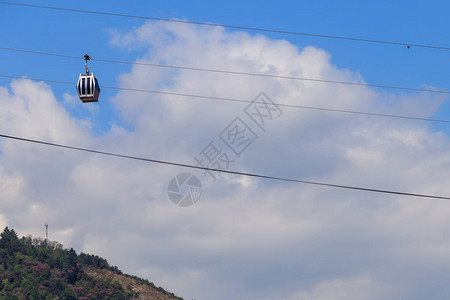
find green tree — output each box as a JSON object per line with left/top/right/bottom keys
{"left": 62, "top": 286, "right": 77, "bottom": 300}
{"left": 4, "top": 293, "right": 19, "bottom": 300}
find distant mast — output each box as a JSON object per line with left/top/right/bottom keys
{"left": 45, "top": 223, "right": 48, "bottom": 240}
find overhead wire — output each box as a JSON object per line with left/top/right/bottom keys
{"left": 0, "top": 46, "right": 449, "bottom": 95}
{"left": 92, "top": 58, "right": 450, "bottom": 95}
{"left": 0, "top": 2, "right": 449, "bottom": 201}
{"left": 0, "top": 133, "right": 449, "bottom": 200}
{"left": 1, "top": 1, "right": 450, "bottom": 51}
{"left": 1, "top": 74, "right": 449, "bottom": 124}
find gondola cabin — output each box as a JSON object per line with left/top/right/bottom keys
{"left": 77, "top": 73, "right": 100, "bottom": 103}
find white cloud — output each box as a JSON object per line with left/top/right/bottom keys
{"left": 287, "top": 277, "right": 381, "bottom": 300}
{"left": 1, "top": 20, "right": 450, "bottom": 300}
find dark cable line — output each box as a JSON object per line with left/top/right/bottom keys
{"left": 93, "top": 58, "right": 450, "bottom": 95}
{"left": 0, "top": 133, "right": 449, "bottom": 200}
{"left": 0, "top": 46, "right": 449, "bottom": 95}
{"left": 1, "top": 74, "right": 449, "bottom": 124}
{"left": 1, "top": 1, "right": 449, "bottom": 51}
{"left": 0, "top": 46, "right": 80, "bottom": 60}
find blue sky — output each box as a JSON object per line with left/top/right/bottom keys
{"left": 1, "top": 0, "right": 449, "bottom": 133}
{"left": 1, "top": 1, "right": 450, "bottom": 300}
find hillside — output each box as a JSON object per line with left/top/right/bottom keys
{"left": 0, "top": 227, "right": 183, "bottom": 300}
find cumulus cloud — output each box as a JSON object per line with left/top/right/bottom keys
{"left": 286, "top": 276, "right": 388, "bottom": 300}
{"left": 1, "top": 20, "right": 450, "bottom": 300}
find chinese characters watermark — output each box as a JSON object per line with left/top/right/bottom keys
{"left": 167, "top": 92, "right": 283, "bottom": 207}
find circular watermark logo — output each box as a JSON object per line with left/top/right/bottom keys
{"left": 167, "top": 173, "right": 202, "bottom": 207}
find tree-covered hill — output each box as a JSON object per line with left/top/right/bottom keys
{"left": 0, "top": 227, "right": 183, "bottom": 300}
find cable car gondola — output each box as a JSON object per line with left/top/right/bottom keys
{"left": 77, "top": 54, "right": 100, "bottom": 103}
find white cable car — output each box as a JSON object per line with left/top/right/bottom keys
{"left": 77, "top": 54, "right": 100, "bottom": 103}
